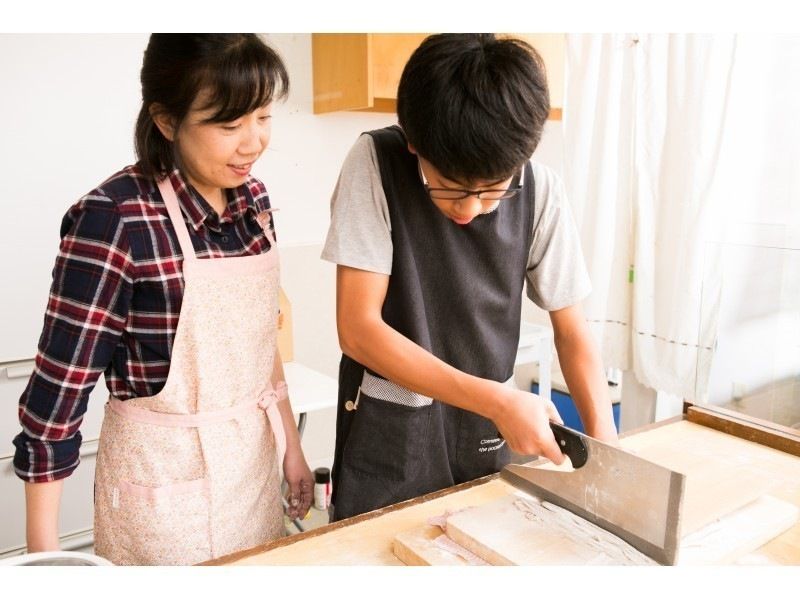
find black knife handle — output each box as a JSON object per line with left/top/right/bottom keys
{"left": 549, "top": 422, "right": 588, "bottom": 468}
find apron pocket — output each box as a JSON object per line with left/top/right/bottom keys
{"left": 118, "top": 478, "right": 210, "bottom": 500}
{"left": 360, "top": 371, "right": 433, "bottom": 408}
{"left": 113, "top": 477, "right": 212, "bottom": 565}
{"left": 342, "top": 393, "right": 432, "bottom": 482}
{"left": 454, "top": 410, "right": 511, "bottom": 482}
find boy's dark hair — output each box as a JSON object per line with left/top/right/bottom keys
{"left": 135, "top": 34, "right": 289, "bottom": 177}
{"left": 397, "top": 34, "right": 549, "bottom": 185}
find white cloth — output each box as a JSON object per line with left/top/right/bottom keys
{"left": 563, "top": 34, "right": 636, "bottom": 370}
{"left": 564, "top": 34, "right": 737, "bottom": 400}
{"left": 702, "top": 35, "right": 800, "bottom": 402}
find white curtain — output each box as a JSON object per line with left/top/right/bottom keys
{"left": 564, "top": 34, "right": 737, "bottom": 400}
{"left": 704, "top": 35, "right": 800, "bottom": 403}
{"left": 563, "top": 35, "right": 636, "bottom": 372}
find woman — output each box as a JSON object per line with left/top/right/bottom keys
{"left": 12, "top": 34, "right": 313, "bottom": 565}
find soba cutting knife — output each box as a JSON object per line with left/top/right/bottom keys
{"left": 501, "top": 422, "right": 686, "bottom": 565}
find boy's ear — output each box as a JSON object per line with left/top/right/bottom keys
{"left": 150, "top": 104, "right": 177, "bottom": 142}
{"left": 407, "top": 142, "right": 417, "bottom": 155}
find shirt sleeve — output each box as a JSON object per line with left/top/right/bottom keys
{"left": 320, "top": 134, "right": 393, "bottom": 275}
{"left": 525, "top": 163, "right": 592, "bottom": 311}
{"left": 13, "top": 194, "right": 134, "bottom": 483}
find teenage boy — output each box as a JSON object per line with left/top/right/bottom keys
{"left": 321, "top": 34, "right": 617, "bottom": 520}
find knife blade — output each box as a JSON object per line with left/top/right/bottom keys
{"left": 501, "top": 424, "right": 685, "bottom": 564}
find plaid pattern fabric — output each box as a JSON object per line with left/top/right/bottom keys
{"left": 13, "top": 164, "right": 275, "bottom": 483}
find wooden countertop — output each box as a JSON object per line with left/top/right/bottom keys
{"left": 207, "top": 418, "right": 800, "bottom": 565}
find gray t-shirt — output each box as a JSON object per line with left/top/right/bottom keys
{"left": 321, "top": 134, "right": 591, "bottom": 311}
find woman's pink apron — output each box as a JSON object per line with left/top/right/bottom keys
{"left": 93, "top": 177, "right": 287, "bottom": 565}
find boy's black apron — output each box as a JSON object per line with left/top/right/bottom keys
{"left": 331, "top": 125, "right": 535, "bottom": 520}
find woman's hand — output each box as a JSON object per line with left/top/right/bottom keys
{"left": 283, "top": 447, "right": 313, "bottom": 520}
{"left": 25, "top": 480, "right": 63, "bottom": 552}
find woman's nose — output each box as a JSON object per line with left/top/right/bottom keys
{"left": 239, "top": 123, "right": 266, "bottom": 155}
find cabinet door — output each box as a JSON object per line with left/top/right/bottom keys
{"left": 312, "top": 33, "right": 373, "bottom": 113}
{"left": 311, "top": 33, "right": 564, "bottom": 119}
{"left": 371, "top": 34, "right": 429, "bottom": 99}
{"left": 312, "top": 33, "right": 430, "bottom": 114}
{"left": 513, "top": 33, "right": 565, "bottom": 118}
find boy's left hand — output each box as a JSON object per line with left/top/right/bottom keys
{"left": 586, "top": 420, "right": 620, "bottom": 446}
{"left": 283, "top": 449, "right": 313, "bottom": 520}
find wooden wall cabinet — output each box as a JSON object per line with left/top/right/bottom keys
{"left": 311, "top": 33, "right": 564, "bottom": 119}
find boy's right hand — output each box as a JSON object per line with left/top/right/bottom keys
{"left": 490, "top": 384, "right": 566, "bottom": 465}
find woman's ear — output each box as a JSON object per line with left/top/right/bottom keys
{"left": 149, "top": 104, "right": 176, "bottom": 142}
{"left": 406, "top": 142, "right": 417, "bottom": 155}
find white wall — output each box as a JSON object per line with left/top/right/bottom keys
{"left": 0, "top": 33, "right": 395, "bottom": 364}
{"left": 0, "top": 34, "right": 147, "bottom": 363}
{"left": 262, "top": 34, "right": 397, "bottom": 248}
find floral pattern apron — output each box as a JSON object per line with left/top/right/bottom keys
{"left": 93, "top": 177, "right": 286, "bottom": 565}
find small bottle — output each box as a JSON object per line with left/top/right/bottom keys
{"left": 313, "top": 467, "right": 331, "bottom": 511}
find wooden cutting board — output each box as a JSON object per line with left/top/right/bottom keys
{"left": 620, "top": 424, "right": 779, "bottom": 535}
{"left": 678, "top": 494, "right": 799, "bottom": 565}
{"left": 393, "top": 523, "right": 490, "bottom": 566}
{"left": 213, "top": 420, "right": 800, "bottom": 565}
{"left": 394, "top": 420, "right": 800, "bottom": 566}
{"left": 393, "top": 493, "right": 798, "bottom": 565}
{"left": 444, "top": 494, "right": 654, "bottom": 565}
{"left": 394, "top": 493, "right": 654, "bottom": 565}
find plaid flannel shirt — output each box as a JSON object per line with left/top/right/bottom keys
{"left": 13, "top": 164, "right": 275, "bottom": 483}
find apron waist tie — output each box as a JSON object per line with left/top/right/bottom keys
{"left": 256, "top": 382, "right": 288, "bottom": 471}
{"left": 108, "top": 381, "right": 289, "bottom": 468}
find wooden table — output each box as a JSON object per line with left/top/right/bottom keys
{"left": 206, "top": 407, "right": 800, "bottom": 565}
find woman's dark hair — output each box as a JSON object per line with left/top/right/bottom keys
{"left": 135, "top": 34, "right": 289, "bottom": 177}
{"left": 397, "top": 34, "right": 549, "bottom": 185}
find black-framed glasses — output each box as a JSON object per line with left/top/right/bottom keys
{"left": 418, "top": 160, "right": 525, "bottom": 201}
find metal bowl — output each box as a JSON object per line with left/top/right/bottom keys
{"left": 0, "top": 550, "right": 113, "bottom": 566}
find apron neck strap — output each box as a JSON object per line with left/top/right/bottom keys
{"left": 157, "top": 176, "right": 197, "bottom": 260}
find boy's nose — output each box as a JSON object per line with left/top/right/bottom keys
{"left": 454, "top": 195, "right": 483, "bottom": 218}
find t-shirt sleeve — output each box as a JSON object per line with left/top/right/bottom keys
{"left": 525, "top": 163, "right": 592, "bottom": 311}
{"left": 320, "top": 134, "right": 393, "bottom": 275}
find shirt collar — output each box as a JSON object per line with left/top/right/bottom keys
{"left": 164, "top": 169, "right": 257, "bottom": 232}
